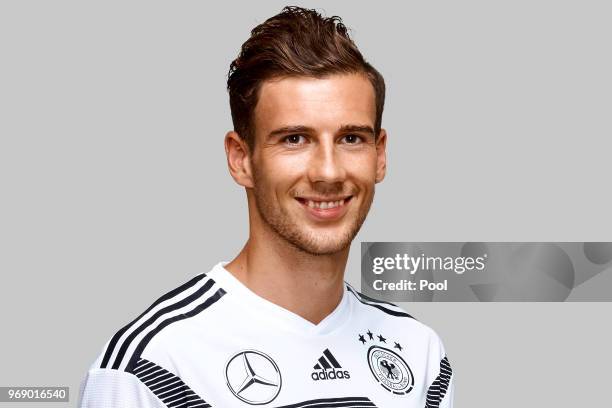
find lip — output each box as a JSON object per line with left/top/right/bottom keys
{"left": 295, "top": 196, "right": 353, "bottom": 221}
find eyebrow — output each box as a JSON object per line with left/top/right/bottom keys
{"left": 338, "top": 124, "right": 375, "bottom": 136}
{"left": 267, "top": 124, "right": 376, "bottom": 139}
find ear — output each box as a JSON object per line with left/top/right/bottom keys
{"left": 225, "top": 131, "right": 254, "bottom": 188}
{"left": 375, "top": 128, "right": 387, "bottom": 183}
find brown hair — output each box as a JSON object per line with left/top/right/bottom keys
{"left": 227, "top": 6, "right": 386, "bottom": 151}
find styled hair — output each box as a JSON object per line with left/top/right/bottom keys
{"left": 227, "top": 6, "right": 385, "bottom": 151}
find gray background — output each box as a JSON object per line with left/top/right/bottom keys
{"left": 0, "top": 0, "right": 610, "bottom": 407}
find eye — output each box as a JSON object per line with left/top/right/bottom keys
{"left": 341, "top": 134, "right": 363, "bottom": 144}
{"left": 282, "top": 134, "right": 307, "bottom": 145}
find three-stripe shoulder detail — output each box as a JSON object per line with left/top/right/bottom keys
{"left": 99, "top": 273, "right": 226, "bottom": 373}
{"left": 346, "top": 283, "right": 415, "bottom": 319}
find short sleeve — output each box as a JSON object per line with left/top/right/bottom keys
{"left": 78, "top": 368, "right": 167, "bottom": 408}
{"left": 425, "top": 331, "right": 454, "bottom": 408}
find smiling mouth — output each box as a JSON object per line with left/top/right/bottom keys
{"left": 295, "top": 196, "right": 353, "bottom": 209}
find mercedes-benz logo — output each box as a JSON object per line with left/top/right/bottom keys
{"left": 225, "top": 349, "right": 282, "bottom": 405}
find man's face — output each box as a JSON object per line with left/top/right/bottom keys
{"left": 248, "top": 73, "right": 386, "bottom": 255}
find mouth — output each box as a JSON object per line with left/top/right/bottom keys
{"left": 295, "top": 196, "right": 353, "bottom": 209}
{"left": 294, "top": 195, "right": 353, "bottom": 220}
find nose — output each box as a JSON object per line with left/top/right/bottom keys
{"left": 307, "top": 138, "right": 346, "bottom": 184}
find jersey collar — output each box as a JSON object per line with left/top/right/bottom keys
{"left": 209, "top": 261, "right": 352, "bottom": 337}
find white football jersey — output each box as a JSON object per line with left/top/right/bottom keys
{"left": 79, "top": 261, "right": 454, "bottom": 407}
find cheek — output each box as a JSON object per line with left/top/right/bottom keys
{"left": 257, "top": 156, "right": 305, "bottom": 194}
{"left": 344, "top": 152, "right": 378, "bottom": 183}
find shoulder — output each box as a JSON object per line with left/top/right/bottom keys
{"left": 92, "top": 270, "right": 228, "bottom": 374}
{"left": 345, "top": 282, "right": 443, "bottom": 342}
{"left": 345, "top": 281, "right": 415, "bottom": 319}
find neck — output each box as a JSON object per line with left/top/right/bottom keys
{"left": 224, "top": 223, "right": 349, "bottom": 325}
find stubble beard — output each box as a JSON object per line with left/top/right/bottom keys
{"left": 251, "top": 176, "right": 374, "bottom": 256}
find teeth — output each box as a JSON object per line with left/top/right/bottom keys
{"left": 305, "top": 199, "right": 346, "bottom": 209}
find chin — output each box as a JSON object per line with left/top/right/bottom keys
{"left": 291, "top": 241, "right": 350, "bottom": 256}
{"left": 284, "top": 228, "right": 356, "bottom": 256}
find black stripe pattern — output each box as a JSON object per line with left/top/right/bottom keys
{"left": 100, "top": 274, "right": 208, "bottom": 369}
{"left": 274, "top": 396, "right": 378, "bottom": 408}
{"left": 425, "top": 356, "right": 452, "bottom": 408}
{"left": 346, "top": 284, "right": 415, "bottom": 319}
{"left": 98, "top": 272, "right": 226, "bottom": 373}
{"left": 124, "top": 286, "right": 226, "bottom": 372}
{"left": 132, "top": 358, "right": 210, "bottom": 408}
{"left": 116, "top": 279, "right": 217, "bottom": 370}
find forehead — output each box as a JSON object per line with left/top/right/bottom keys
{"left": 253, "top": 74, "right": 376, "bottom": 136}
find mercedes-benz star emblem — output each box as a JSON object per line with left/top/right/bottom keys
{"left": 225, "top": 350, "right": 282, "bottom": 405}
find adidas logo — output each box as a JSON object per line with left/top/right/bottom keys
{"left": 311, "top": 348, "right": 350, "bottom": 381}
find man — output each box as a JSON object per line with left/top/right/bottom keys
{"left": 79, "top": 6, "right": 454, "bottom": 407}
